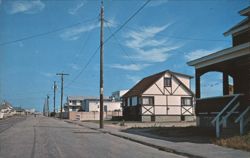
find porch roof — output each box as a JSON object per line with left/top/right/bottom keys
{"left": 187, "top": 42, "right": 250, "bottom": 69}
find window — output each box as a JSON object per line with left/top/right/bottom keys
{"left": 131, "top": 97, "right": 137, "bottom": 106}
{"left": 142, "top": 97, "right": 154, "bottom": 105}
{"left": 127, "top": 98, "right": 130, "bottom": 106}
{"left": 181, "top": 97, "right": 192, "bottom": 106}
{"left": 164, "top": 78, "right": 171, "bottom": 87}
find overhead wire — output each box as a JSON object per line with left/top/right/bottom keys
{"left": 65, "top": 0, "right": 151, "bottom": 88}
{"left": 104, "top": 19, "right": 230, "bottom": 42}
{"left": 0, "top": 17, "right": 98, "bottom": 46}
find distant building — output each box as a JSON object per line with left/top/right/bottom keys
{"left": 65, "top": 96, "right": 116, "bottom": 112}
{"left": 111, "top": 90, "right": 129, "bottom": 101}
{"left": 122, "top": 70, "right": 194, "bottom": 122}
{"left": 83, "top": 98, "right": 122, "bottom": 112}
{"left": 0, "top": 101, "right": 16, "bottom": 118}
{"left": 65, "top": 96, "right": 85, "bottom": 112}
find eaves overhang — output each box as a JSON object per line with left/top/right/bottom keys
{"left": 187, "top": 42, "right": 250, "bottom": 69}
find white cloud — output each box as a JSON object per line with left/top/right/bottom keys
{"left": 41, "top": 72, "right": 54, "bottom": 78}
{"left": 69, "top": 63, "right": 80, "bottom": 70}
{"left": 7, "top": 0, "right": 45, "bottom": 14}
{"left": 185, "top": 48, "right": 221, "bottom": 61}
{"left": 60, "top": 23, "right": 99, "bottom": 40}
{"left": 126, "top": 75, "right": 141, "bottom": 84}
{"left": 124, "top": 24, "right": 181, "bottom": 63}
{"left": 128, "top": 46, "right": 178, "bottom": 62}
{"left": 110, "top": 64, "right": 150, "bottom": 71}
{"left": 68, "top": 1, "right": 86, "bottom": 15}
{"left": 60, "top": 20, "right": 117, "bottom": 41}
{"left": 148, "top": 0, "right": 168, "bottom": 7}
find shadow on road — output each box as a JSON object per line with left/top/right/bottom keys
{"left": 122, "top": 126, "right": 215, "bottom": 144}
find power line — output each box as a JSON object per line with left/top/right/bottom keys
{"left": 65, "top": 0, "right": 151, "bottom": 88}
{"left": 106, "top": 25, "right": 138, "bottom": 66}
{"left": 104, "top": 19, "right": 230, "bottom": 42}
{"left": 64, "top": 27, "right": 94, "bottom": 72}
{"left": 103, "top": 0, "right": 151, "bottom": 44}
{"left": 0, "top": 17, "right": 97, "bottom": 46}
{"left": 65, "top": 46, "right": 100, "bottom": 88}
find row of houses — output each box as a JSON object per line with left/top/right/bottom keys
{"left": 0, "top": 101, "right": 28, "bottom": 119}
{"left": 65, "top": 72, "right": 195, "bottom": 121}
{"left": 64, "top": 90, "right": 128, "bottom": 113}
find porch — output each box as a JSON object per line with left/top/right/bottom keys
{"left": 188, "top": 43, "right": 250, "bottom": 137}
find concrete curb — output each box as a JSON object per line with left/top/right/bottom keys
{"left": 65, "top": 120, "right": 203, "bottom": 158}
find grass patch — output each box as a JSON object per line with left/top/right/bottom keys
{"left": 213, "top": 131, "right": 250, "bottom": 151}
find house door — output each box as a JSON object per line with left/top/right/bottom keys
{"left": 104, "top": 105, "right": 108, "bottom": 112}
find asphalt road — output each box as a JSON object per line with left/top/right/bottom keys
{"left": 0, "top": 115, "right": 186, "bottom": 158}
{"left": 0, "top": 115, "right": 27, "bottom": 133}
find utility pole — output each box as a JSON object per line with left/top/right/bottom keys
{"left": 99, "top": 0, "right": 104, "bottom": 129}
{"left": 46, "top": 95, "right": 50, "bottom": 117}
{"left": 56, "top": 73, "right": 69, "bottom": 119}
{"left": 53, "top": 81, "right": 57, "bottom": 117}
{"left": 43, "top": 98, "right": 46, "bottom": 116}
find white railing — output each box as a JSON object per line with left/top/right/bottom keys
{"left": 211, "top": 94, "right": 242, "bottom": 138}
{"left": 235, "top": 106, "right": 250, "bottom": 135}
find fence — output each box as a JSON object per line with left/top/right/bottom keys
{"left": 69, "top": 111, "right": 122, "bottom": 121}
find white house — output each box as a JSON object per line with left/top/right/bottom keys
{"left": 84, "top": 98, "right": 122, "bottom": 112}
{"left": 122, "top": 70, "right": 194, "bottom": 122}
{"left": 65, "top": 96, "right": 100, "bottom": 112}
{"left": 0, "top": 101, "right": 16, "bottom": 118}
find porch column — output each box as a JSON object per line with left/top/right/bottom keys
{"left": 195, "top": 70, "right": 201, "bottom": 99}
{"left": 223, "top": 72, "right": 229, "bottom": 95}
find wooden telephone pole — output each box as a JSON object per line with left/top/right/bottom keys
{"left": 99, "top": 0, "right": 104, "bottom": 129}
{"left": 56, "top": 73, "right": 69, "bottom": 119}
{"left": 53, "top": 81, "right": 57, "bottom": 116}
{"left": 46, "top": 95, "right": 49, "bottom": 117}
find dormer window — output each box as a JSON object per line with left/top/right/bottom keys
{"left": 164, "top": 78, "right": 171, "bottom": 87}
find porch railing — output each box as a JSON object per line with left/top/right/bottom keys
{"left": 235, "top": 106, "right": 250, "bottom": 135}
{"left": 211, "top": 94, "right": 243, "bottom": 138}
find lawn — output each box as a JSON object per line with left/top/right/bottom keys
{"left": 213, "top": 131, "right": 250, "bottom": 151}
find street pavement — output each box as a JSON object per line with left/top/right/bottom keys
{"left": 0, "top": 116, "right": 27, "bottom": 133}
{"left": 0, "top": 116, "right": 185, "bottom": 158}
{"left": 68, "top": 121, "right": 250, "bottom": 158}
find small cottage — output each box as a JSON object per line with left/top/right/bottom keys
{"left": 122, "top": 70, "right": 194, "bottom": 122}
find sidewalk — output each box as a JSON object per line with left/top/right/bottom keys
{"left": 66, "top": 120, "right": 250, "bottom": 158}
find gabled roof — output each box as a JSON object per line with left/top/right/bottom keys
{"left": 122, "top": 70, "right": 193, "bottom": 98}
{"left": 0, "top": 101, "right": 13, "bottom": 110}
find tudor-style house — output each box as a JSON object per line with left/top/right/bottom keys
{"left": 187, "top": 7, "right": 250, "bottom": 137}
{"left": 122, "top": 70, "right": 194, "bottom": 122}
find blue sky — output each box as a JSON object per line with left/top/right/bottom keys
{"left": 0, "top": 0, "right": 249, "bottom": 111}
